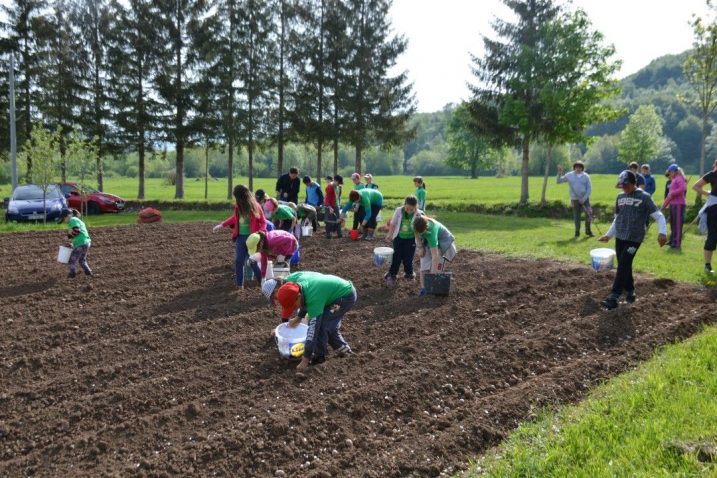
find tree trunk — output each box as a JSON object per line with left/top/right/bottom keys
{"left": 333, "top": 136, "right": 338, "bottom": 175}
{"left": 277, "top": 0, "right": 285, "bottom": 176}
{"left": 520, "top": 135, "right": 530, "bottom": 204}
{"left": 355, "top": 144, "right": 362, "bottom": 175}
{"left": 227, "top": 141, "right": 234, "bottom": 199}
{"left": 205, "top": 144, "right": 209, "bottom": 200}
{"left": 138, "top": 133, "right": 145, "bottom": 199}
{"left": 174, "top": 4, "right": 185, "bottom": 200}
{"left": 701, "top": 113, "right": 707, "bottom": 176}
{"left": 540, "top": 145, "right": 552, "bottom": 205}
{"left": 317, "top": 139, "right": 323, "bottom": 184}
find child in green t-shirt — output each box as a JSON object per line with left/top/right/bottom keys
{"left": 62, "top": 209, "right": 93, "bottom": 278}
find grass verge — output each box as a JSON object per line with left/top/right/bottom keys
{"left": 469, "top": 325, "right": 717, "bottom": 477}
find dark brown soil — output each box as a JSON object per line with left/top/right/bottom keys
{"left": 0, "top": 223, "right": 714, "bottom": 477}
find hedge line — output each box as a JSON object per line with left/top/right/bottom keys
{"left": 122, "top": 199, "right": 700, "bottom": 224}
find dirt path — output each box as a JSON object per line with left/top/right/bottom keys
{"left": 0, "top": 223, "right": 714, "bottom": 477}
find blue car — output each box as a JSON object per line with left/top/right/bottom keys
{"left": 5, "top": 184, "right": 69, "bottom": 222}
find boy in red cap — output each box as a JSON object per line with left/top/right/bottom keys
{"left": 264, "top": 271, "right": 356, "bottom": 370}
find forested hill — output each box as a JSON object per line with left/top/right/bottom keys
{"left": 405, "top": 51, "right": 713, "bottom": 176}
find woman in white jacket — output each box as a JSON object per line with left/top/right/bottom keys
{"left": 383, "top": 195, "right": 423, "bottom": 286}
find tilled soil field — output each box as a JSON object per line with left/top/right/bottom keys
{"left": 1, "top": 222, "right": 715, "bottom": 477}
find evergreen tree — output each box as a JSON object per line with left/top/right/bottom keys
{"left": 153, "top": 0, "right": 211, "bottom": 199}
{"left": 106, "top": 0, "right": 161, "bottom": 199}
{"left": 342, "top": 0, "right": 414, "bottom": 172}
{"left": 73, "top": 0, "right": 112, "bottom": 190}
{"left": 236, "top": 0, "right": 275, "bottom": 190}
{"left": 37, "top": 0, "right": 86, "bottom": 182}
{"left": 1, "top": 0, "right": 48, "bottom": 181}
{"left": 293, "top": 0, "right": 332, "bottom": 180}
{"left": 470, "top": 0, "right": 560, "bottom": 204}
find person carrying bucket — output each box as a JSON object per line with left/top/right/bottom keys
{"left": 262, "top": 271, "right": 356, "bottom": 370}
{"left": 598, "top": 170, "right": 667, "bottom": 310}
{"left": 213, "top": 185, "right": 266, "bottom": 289}
{"left": 61, "top": 208, "right": 93, "bottom": 278}
{"left": 384, "top": 195, "right": 423, "bottom": 286}
{"left": 557, "top": 160, "right": 593, "bottom": 238}
{"left": 340, "top": 188, "right": 383, "bottom": 241}
{"left": 246, "top": 230, "right": 298, "bottom": 280}
{"left": 413, "top": 216, "right": 456, "bottom": 297}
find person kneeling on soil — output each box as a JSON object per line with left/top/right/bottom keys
{"left": 598, "top": 170, "right": 667, "bottom": 310}
{"left": 246, "top": 230, "right": 298, "bottom": 280}
{"left": 340, "top": 188, "right": 383, "bottom": 241}
{"left": 262, "top": 271, "right": 356, "bottom": 370}
{"left": 61, "top": 208, "right": 93, "bottom": 278}
{"left": 413, "top": 216, "right": 457, "bottom": 297}
{"left": 384, "top": 195, "right": 423, "bottom": 286}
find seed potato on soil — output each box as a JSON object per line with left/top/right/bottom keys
{"left": 0, "top": 222, "right": 714, "bottom": 477}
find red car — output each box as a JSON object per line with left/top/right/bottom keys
{"left": 57, "top": 182, "right": 125, "bottom": 214}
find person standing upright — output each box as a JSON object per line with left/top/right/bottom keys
{"left": 557, "top": 160, "right": 593, "bottom": 238}
{"left": 692, "top": 158, "right": 717, "bottom": 274}
{"left": 598, "top": 170, "right": 667, "bottom": 309}
{"left": 276, "top": 167, "right": 301, "bottom": 204}
{"left": 661, "top": 164, "right": 687, "bottom": 249}
{"left": 641, "top": 164, "right": 656, "bottom": 196}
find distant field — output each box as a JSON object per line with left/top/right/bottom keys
{"left": 0, "top": 174, "right": 684, "bottom": 207}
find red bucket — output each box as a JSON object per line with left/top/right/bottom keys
{"left": 349, "top": 229, "right": 360, "bottom": 241}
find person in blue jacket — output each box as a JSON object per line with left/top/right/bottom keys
{"left": 641, "top": 164, "right": 656, "bottom": 196}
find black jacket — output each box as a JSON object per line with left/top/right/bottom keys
{"left": 275, "top": 174, "right": 300, "bottom": 204}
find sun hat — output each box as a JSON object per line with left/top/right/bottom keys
{"left": 262, "top": 279, "right": 278, "bottom": 303}
{"left": 246, "top": 233, "right": 261, "bottom": 253}
{"left": 275, "top": 282, "right": 301, "bottom": 319}
{"left": 351, "top": 172, "right": 361, "bottom": 181}
{"left": 572, "top": 160, "right": 584, "bottom": 169}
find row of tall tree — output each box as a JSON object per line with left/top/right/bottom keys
{"left": 0, "top": 0, "right": 415, "bottom": 199}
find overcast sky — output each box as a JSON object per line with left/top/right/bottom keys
{"left": 390, "top": 0, "right": 714, "bottom": 112}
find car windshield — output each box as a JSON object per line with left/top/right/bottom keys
{"left": 13, "top": 185, "right": 62, "bottom": 201}
{"left": 76, "top": 184, "right": 99, "bottom": 194}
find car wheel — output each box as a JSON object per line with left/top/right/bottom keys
{"left": 87, "top": 202, "right": 101, "bottom": 215}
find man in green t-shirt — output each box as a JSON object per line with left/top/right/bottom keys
{"left": 262, "top": 271, "right": 356, "bottom": 370}
{"left": 61, "top": 208, "right": 93, "bottom": 278}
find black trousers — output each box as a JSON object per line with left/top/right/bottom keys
{"left": 352, "top": 206, "right": 365, "bottom": 230}
{"left": 611, "top": 238, "right": 641, "bottom": 296}
{"left": 388, "top": 236, "right": 416, "bottom": 278}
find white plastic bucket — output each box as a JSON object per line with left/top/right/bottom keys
{"left": 590, "top": 248, "right": 616, "bottom": 271}
{"left": 373, "top": 246, "right": 394, "bottom": 266}
{"left": 273, "top": 262, "right": 291, "bottom": 279}
{"left": 274, "top": 322, "right": 309, "bottom": 359}
{"left": 57, "top": 245, "right": 72, "bottom": 264}
{"left": 301, "top": 225, "right": 313, "bottom": 237}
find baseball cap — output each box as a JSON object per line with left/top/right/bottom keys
{"left": 246, "top": 233, "right": 261, "bottom": 253}
{"left": 255, "top": 189, "right": 266, "bottom": 200}
{"left": 261, "top": 279, "right": 278, "bottom": 303}
{"left": 351, "top": 172, "right": 361, "bottom": 181}
{"left": 364, "top": 173, "right": 373, "bottom": 179}
{"left": 666, "top": 164, "right": 679, "bottom": 173}
{"left": 616, "top": 170, "right": 636, "bottom": 188}
{"left": 275, "top": 282, "right": 301, "bottom": 319}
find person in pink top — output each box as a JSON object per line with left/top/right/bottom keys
{"left": 662, "top": 164, "right": 687, "bottom": 249}
{"left": 213, "top": 185, "right": 267, "bottom": 288}
{"left": 245, "top": 230, "right": 298, "bottom": 279}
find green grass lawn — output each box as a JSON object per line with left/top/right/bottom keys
{"left": 0, "top": 174, "right": 683, "bottom": 208}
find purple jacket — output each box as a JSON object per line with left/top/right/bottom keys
{"left": 260, "top": 230, "right": 298, "bottom": 277}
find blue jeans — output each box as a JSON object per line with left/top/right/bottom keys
{"left": 305, "top": 287, "right": 357, "bottom": 360}
{"left": 235, "top": 234, "right": 261, "bottom": 287}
